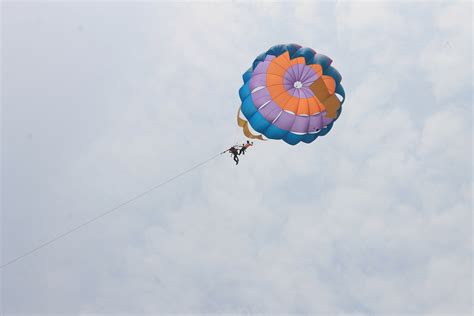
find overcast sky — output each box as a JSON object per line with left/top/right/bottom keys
{"left": 1, "top": 1, "right": 472, "bottom": 315}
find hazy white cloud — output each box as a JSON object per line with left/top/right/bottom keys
{"left": 419, "top": 1, "right": 473, "bottom": 100}
{"left": 2, "top": 1, "right": 472, "bottom": 315}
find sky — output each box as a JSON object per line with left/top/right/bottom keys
{"left": 1, "top": 0, "right": 472, "bottom": 315}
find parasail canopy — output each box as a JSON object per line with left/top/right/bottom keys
{"left": 238, "top": 44, "right": 345, "bottom": 145}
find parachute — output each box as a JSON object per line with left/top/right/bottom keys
{"left": 237, "top": 44, "right": 346, "bottom": 145}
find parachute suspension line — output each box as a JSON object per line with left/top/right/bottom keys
{"left": 0, "top": 152, "right": 222, "bottom": 269}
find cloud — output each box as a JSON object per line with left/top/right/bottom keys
{"left": 419, "top": 1, "right": 473, "bottom": 100}
{"left": 2, "top": 1, "right": 472, "bottom": 315}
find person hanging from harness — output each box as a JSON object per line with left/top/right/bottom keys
{"left": 222, "top": 140, "right": 254, "bottom": 165}
{"left": 226, "top": 145, "right": 240, "bottom": 165}
{"left": 239, "top": 140, "right": 253, "bottom": 155}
